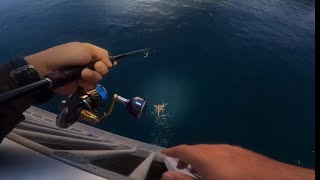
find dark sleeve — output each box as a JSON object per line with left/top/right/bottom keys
{"left": 0, "top": 64, "right": 52, "bottom": 143}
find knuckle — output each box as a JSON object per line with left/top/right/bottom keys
{"left": 67, "top": 42, "right": 82, "bottom": 47}
{"left": 81, "top": 69, "right": 91, "bottom": 78}
{"left": 231, "top": 145, "right": 244, "bottom": 153}
{"left": 82, "top": 43, "right": 95, "bottom": 52}
{"left": 95, "top": 61, "right": 107, "bottom": 72}
{"left": 219, "top": 144, "right": 241, "bottom": 156}
{"left": 179, "top": 144, "right": 190, "bottom": 149}
{"left": 82, "top": 42, "right": 93, "bottom": 46}
{"left": 221, "top": 144, "right": 235, "bottom": 154}
{"left": 177, "top": 144, "right": 191, "bottom": 152}
{"left": 103, "top": 49, "right": 109, "bottom": 56}
{"left": 220, "top": 144, "right": 234, "bottom": 149}
{"left": 102, "top": 68, "right": 109, "bottom": 76}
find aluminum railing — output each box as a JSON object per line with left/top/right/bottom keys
{"left": 7, "top": 108, "right": 162, "bottom": 180}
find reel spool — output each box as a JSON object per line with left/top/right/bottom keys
{"left": 56, "top": 84, "right": 147, "bottom": 128}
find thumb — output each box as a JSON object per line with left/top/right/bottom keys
{"left": 161, "top": 171, "right": 197, "bottom": 180}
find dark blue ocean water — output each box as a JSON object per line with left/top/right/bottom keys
{"left": 0, "top": 0, "right": 315, "bottom": 168}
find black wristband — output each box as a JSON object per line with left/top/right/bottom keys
{"left": 8, "top": 57, "right": 41, "bottom": 87}
{"left": 7, "top": 57, "right": 28, "bottom": 71}
{"left": 7, "top": 57, "right": 53, "bottom": 104}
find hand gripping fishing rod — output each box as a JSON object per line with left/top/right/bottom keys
{"left": 0, "top": 48, "right": 151, "bottom": 104}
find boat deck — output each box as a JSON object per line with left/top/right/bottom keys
{"left": 0, "top": 106, "right": 193, "bottom": 180}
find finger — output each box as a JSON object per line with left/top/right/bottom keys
{"left": 162, "top": 145, "right": 203, "bottom": 172}
{"left": 82, "top": 43, "right": 112, "bottom": 68}
{"left": 113, "top": 61, "right": 118, "bottom": 66}
{"left": 94, "top": 61, "right": 109, "bottom": 76}
{"left": 78, "top": 80, "right": 96, "bottom": 92}
{"left": 189, "top": 167, "right": 198, "bottom": 174}
{"left": 161, "top": 171, "right": 197, "bottom": 180}
{"left": 53, "top": 82, "right": 79, "bottom": 95}
{"left": 177, "top": 160, "right": 189, "bottom": 169}
{"left": 81, "top": 68, "right": 102, "bottom": 84}
{"left": 103, "top": 56, "right": 113, "bottom": 68}
{"left": 162, "top": 145, "right": 196, "bottom": 162}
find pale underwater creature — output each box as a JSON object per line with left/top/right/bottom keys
{"left": 154, "top": 102, "right": 168, "bottom": 117}
{"left": 144, "top": 50, "right": 150, "bottom": 58}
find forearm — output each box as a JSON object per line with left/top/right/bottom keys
{"left": 0, "top": 64, "right": 30, "bottom": 142}
{"left": 0, "top": 60, "right": 52, "bottom": 143}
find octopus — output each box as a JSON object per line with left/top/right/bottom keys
{"left": 154, "top": 102, "right": 168, "bottom": 117}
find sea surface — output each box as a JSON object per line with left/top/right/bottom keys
{"left": 0, "top": 0, "right": 315, "bottom": 168}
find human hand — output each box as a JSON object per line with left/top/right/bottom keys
{"left": 161, "top": 144, "right": 315, "bottom": 180}
{"left": 25, "top": 42, "right": 116, "bottom": 94}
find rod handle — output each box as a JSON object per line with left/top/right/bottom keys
{"left": 44, "top": 62, "right": 96, "bottom": 88}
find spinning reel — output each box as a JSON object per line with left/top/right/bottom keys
{"left": 56, "top": 84, "right": 147, "bottom": 128}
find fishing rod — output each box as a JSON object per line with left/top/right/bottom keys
{"left": 0, "top": 48, "right": 151, "bottom": 104}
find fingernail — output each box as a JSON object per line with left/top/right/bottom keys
{"left": 162, "top": 172, "right": 173, "bottom": 180}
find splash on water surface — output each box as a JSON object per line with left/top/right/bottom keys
{"left": 150, "top": 102, "right": 175, "bottom": 147}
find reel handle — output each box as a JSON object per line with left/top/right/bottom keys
{"left": 56, "top": 88, "right": 85, "bottom": 128}
{"left": 115, "top": 95, "right": 147, "bottom": 118}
